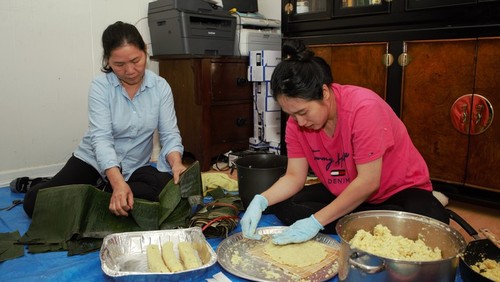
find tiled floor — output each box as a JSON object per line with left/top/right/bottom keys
{"left": 446, "top": 199, "right": 500, "bottom": 243}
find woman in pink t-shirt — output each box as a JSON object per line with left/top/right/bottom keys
{"left": 240, "top": 40, "right": 449, "bottom": 245}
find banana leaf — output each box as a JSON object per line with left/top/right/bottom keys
{"left": 160, "top": 198, "right": 191, "bottom": 230}
{"left": 0, "top": 231, "right": 24, "bottom": 262}
{"left": 188, "top": 188, "right": 243, "bottom": 238}
{"left": 157, "top": 177, "right": 182, "bottom": 226}
{"left": 18, "top": 162, "right": 202, "bottom": 256}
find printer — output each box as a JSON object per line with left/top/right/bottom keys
{"left": 233, "top": 13, "right": 282, "bottom": 56}
{"left": 148, "top": 0, "right": 236, "bottom": 56}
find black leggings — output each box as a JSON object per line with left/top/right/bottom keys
{"left": 23, "top": 155, "right": 172, "bottom": 217}
{"left": 269, "top": 183, "right": 450, "bottom": 234}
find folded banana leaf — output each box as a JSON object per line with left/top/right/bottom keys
{"left": 188, "top": 188, "right": 243, "bottom": 238}
{"left": 0, "top": 231, "right": 24, "bottom": 262}
{"left": 18, "top": 162, "right": 202, "bottom": 256}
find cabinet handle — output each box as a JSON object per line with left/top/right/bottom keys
{"left": 475, "top": 104, "right": 484, "bottom": 125}
{"left": 383, "top": 43, "right": 393, "bottom": 67}
{"left": 236, "top": 77, "right": 248, "bottom": 86}
{"left": 460, "top": 104, "right": 468, "bottom": 125}
{"left": 382, "top": 53, "right": 394, "bottom": 67}
{"left": 450, "top": 94, "right": 494, "bottom": 135}
{"left": 471, "top": 95, "right": 493, "bottom": 135}
{"left": 398, "top": 43, "right": 411, "bottom": 67}
{"left": 284, "top": 2, "right": 293, "bottom": 15}
{"left": 236, "top": 117, "right": 247, "bottom": 127}
{"left": 398, "top": 52, "right": 411, "bottom": 67}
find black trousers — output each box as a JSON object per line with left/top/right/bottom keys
{"left": 269, "top": 183, "right": 450, "bottom": 234}
{"left": 23, "top": 155, "right": 172, "bottom": 217}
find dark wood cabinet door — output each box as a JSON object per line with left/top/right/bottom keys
{"left": 210, "top": 61, "right": 252, "bottom": 102}
{"left": 159, "top": 59, "right": 205, "bottom": 168}
{"left": 157, "top": 57, "right": 253, "bottom": 171}
{"left": 309, "top": 43, "right": 388, "bottom": 100}
{"left": 466, "top": 37, "right": 500, "bottom": 191}
{"left": 210, "top": 104, "right": 253, "bottom": 145}
{"left": 401, "top": 39, "right": 477, "bottom": 185}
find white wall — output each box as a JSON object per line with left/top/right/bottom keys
{"left": 257, "top": 0, "right": 281, "bottom": 20}
{"left": 0, "top": 0, "right": 281, "bottom": 186}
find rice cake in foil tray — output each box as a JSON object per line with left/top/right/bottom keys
{"left": 100, "top": 227, "right": 217, "bottom": 280}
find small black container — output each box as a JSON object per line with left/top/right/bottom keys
{"left": 235, "top": 154, "right": 287, "bottom": 210}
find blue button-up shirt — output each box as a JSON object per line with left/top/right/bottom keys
{"left": 74, "top": 69, "right": 183, "bottom": 180}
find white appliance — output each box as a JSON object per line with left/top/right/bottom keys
{"left": 233, "top": 13, "right": 282, "bottom": 56}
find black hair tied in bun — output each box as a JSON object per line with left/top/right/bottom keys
{"left": 282, "top": 39, "right": 314, "bottom": 62}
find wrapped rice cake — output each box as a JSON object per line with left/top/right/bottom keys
{"left": 178, "top": 241, "right": 203, "bottom": 269}
{"left": 146, "top": 241, "right": 203, "bottom": 273}
{"left": 161, "top": 242, "right": 184, "bottom": 272}
{"left": 146, "top": 244, "right": 170, "bottom": 273}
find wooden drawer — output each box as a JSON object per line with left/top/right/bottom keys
{"left": 210, "top": 61, "right": 252, "bottom": 102}
{"left": 155, "top": 56, "right": 253, "bottom": 171}
{"left": 210, "top": 103, "right": 253, "bottom": 144}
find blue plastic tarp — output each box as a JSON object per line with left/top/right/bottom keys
{"left": 0, "top": 186, "right": 466, "bottom": 282}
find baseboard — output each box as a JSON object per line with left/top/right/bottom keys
{"left": 432, "top": 180, "right": 500, "bottom": 210}
{"left": 0, "top": 163, "right": 65, "bottom": 187}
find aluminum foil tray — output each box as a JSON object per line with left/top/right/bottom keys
{"left": 100, "top": 227, "right": 217, "bottom": 281}
{"left": 216, "top": 226, "right": 340, "bottom": 282}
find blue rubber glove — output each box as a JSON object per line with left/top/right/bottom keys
{"left": 240, "top": 194, "right": 268, "bottom": 240}
{"left": 272, "top": 214, "right": 324, "bottom": 245}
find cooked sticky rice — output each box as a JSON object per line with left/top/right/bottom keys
{"left": 349, "top": 224, "right": 442, "bottom": 261}
{"left": 471, "top": 258, "right": 500, "bottom": 281}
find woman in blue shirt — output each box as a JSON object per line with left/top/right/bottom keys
{"left": 23, "top": 21, "right": 186, "bottom": 218}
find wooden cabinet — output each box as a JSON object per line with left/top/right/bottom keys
{"left": 282, "top": 0, "right": 500, "bottom": 205}
{"left": 282, "top": 0, "right": 500, "bottom": 37}
{"left": 401, "top": 40, "right": 474, "bottom": 186}
{"left": 154, "top": 56, "right": 253, "bottom": 171}
{"left": 308, "top": 43, "right": 388, "bottom": 100}
{"left": 307, "top": 38, "right": 500, "bottom": 202}
{"left": 279, "top": 43, "right": 389, "bottom": 154}
{"left": 468, "top": 38, "right": 500, "bottom": 190}
{"left": 401, "top": 38, "right": 500, "bottom": 192}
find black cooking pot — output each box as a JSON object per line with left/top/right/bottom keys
{"left": 447, "top": 209, "right": 500, "bottom": 282}
{"left": 235, "top": 154, "right": 287, "bottom": 210}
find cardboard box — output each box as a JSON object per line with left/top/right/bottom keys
{"left": 249, "top": 50, "right": 282, "bottom": 67}
{"left": 248, "top": 66, "right": 275, "bottom": 82}
{"left": 253, "top": 82, "right": 265, "bottom": 112}
{"left": 264, "top": 125, "right": 281, "bottom": 143}
{"left": 263, "top": 111, "right": 281, "bottom": 127}
{"left": 249, "top": 137, "right": 262, "bottom": 146}
{"left": 265, "top": 96, "right": 280, "bottom": 112}
{"left": 253, "top": 82, "right": 280, "bottom": 112}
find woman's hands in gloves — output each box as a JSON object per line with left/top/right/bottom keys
{"left": 272, "top": 214, "right": 324, "bottom": 245}
{"left": 240, "top": 194, "right": 268, "bottom": 240}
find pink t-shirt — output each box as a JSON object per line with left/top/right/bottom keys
{"left": 286, "top": 83, "right": 432, "bottom": 204}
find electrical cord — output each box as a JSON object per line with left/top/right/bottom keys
{"left": 212, "top": 153, "right": 230, "bottom": 171}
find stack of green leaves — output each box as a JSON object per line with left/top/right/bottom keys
{"left": 15, "top": 162, "right": 202, "bottom": 256}
{"left": 189, "top": 188, "right": 243, "bottom": 238}
{"left": 0, "top": 231, "right": 23, "bottom": 262}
